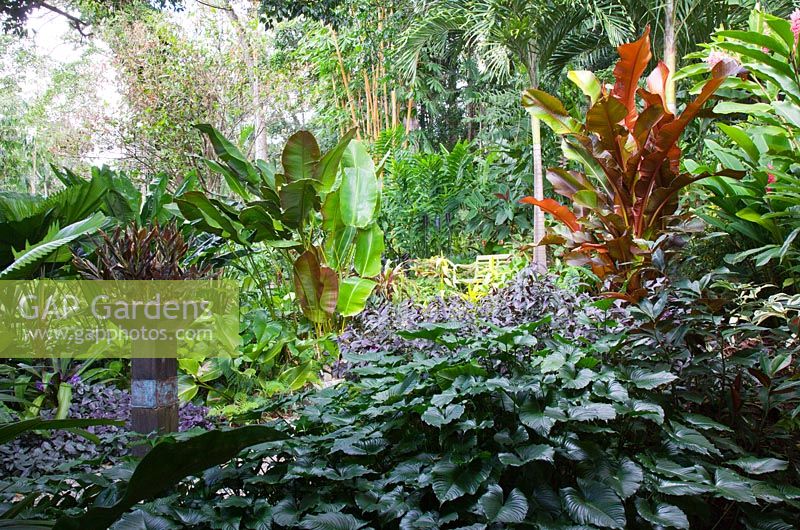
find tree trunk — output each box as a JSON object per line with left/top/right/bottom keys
{"left": 224, "top": 1, "right": 267, "bottom": 160}
{"left": 663, "top": 0, "right": 677, "bottom": 114}
{"left": 526, "top": 55, "right": 547, "bottom": 271}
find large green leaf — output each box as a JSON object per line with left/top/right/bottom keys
{"left": 731, "top": 457, "right": 789, "bottom": 475}
{"left": 498, "top": 444, "right": 554, "bottom": 466}
{"left": 239, "top": 204, "right": 281, "bottom": 242}
{"left": 354, "top": 224, "right": 384, "bottom": 277}
{"left": 282, "top": 131, "right": 321, "bottom": 183}
{"left": 299, "top": 513, "right": 366, "bottom": 530}
{"left": 205, "top": 158, "right": 250, "bottom": 201}
{"left": 195, "top": 124, "right": 259, "bottom": 186}
{"left": 175, "top": 192, "right": 247, "bottom": 245}
{"left": 666, "top": 422, "right": 722, "bottom": 457}
{"left": 280, "top": 179, "right": 320, "bottom": 230}
{"left": 560, "top": 479, "right": 626, "bottom": 529}
{"left": 627, "top": 369, "right": 677, "bottom": 390}
{"left": 421, "top": 404, "right": 465, "bottom": 427}
{"left": 54, "top": 425, "right": 287, "bottom": 530}
{"left": 717, "top": 29, "right": 789, "bottom": 57}
{"left": 326, "top": 225, "right": 357, "bottom": 272}
{"left": 568, "top": 70, "right": 602, "bottom": 104}
{"left": 479, "top": 485, "right": 528, "bottom": 524}
{"left": 634, "top": 498, "right": 689, "bottom": 529}
{"left": 718, "top": 123, "right": 759, "bottom": 165}
{"left": 340, "top": 141, "right": 379, "bottom": 228}
{"left": 714, "top": 468, "right": 757, "bottom": 504}
{"left": 314, "top": 129, "right": 356, "bottom": 193}
{"left": 336, "top": 278, "right": 376, "bottom": 317}
{"left": 0, "top": 417, "right": 123, "bottom": 445}
{"left": 0, "top": 212, "right": 107, "bottom": 280}
{"left": 519, "top": 399, "right": 562, "bottom": 436}
{"left": 112, "top": 510, "right": 178, "bottom": 530}
{"left": 431, "top": 458, "right": 491, "bottom": 503}
{"left": 521, "top": 89, "right": 579, "bottom": 134}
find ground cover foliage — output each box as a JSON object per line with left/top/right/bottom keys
{"left": 1, "top": 269, "right": 797, "bottom": 529}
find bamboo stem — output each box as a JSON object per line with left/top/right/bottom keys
{"left": 331, "top": 27, "right": 360, "bottom": 138}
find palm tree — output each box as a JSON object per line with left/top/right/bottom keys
{"left": 397, "top": 0, "right": 629, "bottom": 270}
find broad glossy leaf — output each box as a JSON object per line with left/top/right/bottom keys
{"left": 628, "top": 369, "right": 677, "bottom": 389}
{"left": 645, "top": 61, "right": 671, "bottom": 111}
{"left": 520, "top": 197, "right": 580, "bottom": 232}
{"left": 299, "top": 513, "right": 366, "bottom": 530}
{"left": 713, "top": 101, "right": 773, "bottom": 116}
{"left": 239, "top": 204, "right": 280, "bottom": 242}
{"left": 718, "top": 29, "right": 789, "bottom": 57}
{"left": 655, "top": 479, "right": 714, "bottom": 496}
{"left": 55, "top": 426, "right": 286, "bottom": 530}
{"left": 195, "top": 124, "right": 258, "bottom": 186}
{"left": 479, "top": 485, "right": 528, "bottom": 523}
{"left": 340, "top": 141, "right": 379, "bottom": 228}
{"left": 568, "top": 70, "right": 602, "bottom": 104}
{"left": 176, "top": 192, "right": 246, "bottom": 245}
{"left": 113, "top": 510, "right": 177, "bottom": 530}
{"left": 772, "top": 100, "right": 800, "bottom": 128}
{"left": 336, "top": 278, "right": 376, "bottom": 317}
{"left": 431, "top": 459, "right": 491, "bottom": 503}
{"left": 605, "top": 457, "right": 642, "bottom": 499}
{"left": 718, "top": 123, "right": 759, "bottom": 164}
{"left": 586, "top": 96, "right": 627, "bottom": 152}
{"left": 498, "top": 444, "right": 554, "bottom": 466}
{"left": 567, "top": 403, "right": 616, "bottom": 422}
{"left": 714, "top": 468, "right": 757, "bottom": 504}
{"left": 280, "top": 361, "right": 319, "bottom": 391}
{"left": 326, "top": 225, "right": 357, "bottom": 272}
{"left": 521, "top": 89, "right": 579, "bottom": 134}
{"left": 421, "top": 404, "right": 465, "bottom": 427}
{"left": 0, "top": 213, "right": 107, "bottom": 280}
{"left": 560, "top": 479, "right": 625, "bottom": 529}
{"left": 205, "top": 158, "right": 249, "bottom": 201}
{"left": 314, "top": 129, "right": 356, "bottom": 193}
{"left": 731, "top": 457, "right": 788, "bottom": 475}
{"left": 280, "top": 179, "right": 320, "bottom": 230}
{"left": 519, "top": 399, "right": 561, "bottom": 436}
{"left": 643, "top": 59, "right": 738, "bottom": 180}
{"left": 682, "top": 413, "right": 732, "bottom": 432}
{"left": 666, "top": 423, "right": 721, "bottom": 457}
{"left": 611, "top": 26, "right": 652, "bottom": 127}
{"left": 547, "top": 168, "right": 594, "bottom": 199}
{"left": 282, "top": 131, "right": 320, "bottom": 183}
{"left": 354, "top": 224, "right": 384, "bottom": 277}
{"left": 634, "top": 498, "right": 689, "bottom": 529}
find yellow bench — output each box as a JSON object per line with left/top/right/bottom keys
{"left": 454, "top": 254, "right": 513, "bottom": 285}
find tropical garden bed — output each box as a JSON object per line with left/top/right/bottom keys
{"left": 1, "top": 1, "right": 799, "bottom": 529}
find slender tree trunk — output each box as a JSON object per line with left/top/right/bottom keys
{"left": 331, "top": 28, "right": 361, "bottom": 138}
{"left": 663, "top": 0, "right": 677, "bottom": 114}
{"left": 30, "top": 138, "right": 37, "bottom": 195}
{"left": 527, "top": 54, "right": 547, "bottom": 271}
{"left": 224, "top": 1, "right": 267, "bottom": 160}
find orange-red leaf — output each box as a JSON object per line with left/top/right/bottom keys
{"left": 641, "top": 58, "right": 739, "bottom": 180}
{"left": 520, "top": 197, "right": 581, "bottom": 232}
{"left": 646, "top": 61, "right": 671, "bottom": 112}
{"left": 612, "top": 26, "right": 652, "bottom": 128}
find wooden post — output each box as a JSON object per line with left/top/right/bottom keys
{"left": 130, "top": 338, "right": 178, "bottom": 456}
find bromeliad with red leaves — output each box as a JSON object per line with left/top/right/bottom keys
{"left": 521, "top": 27, "right": 739, "bottom": 300}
